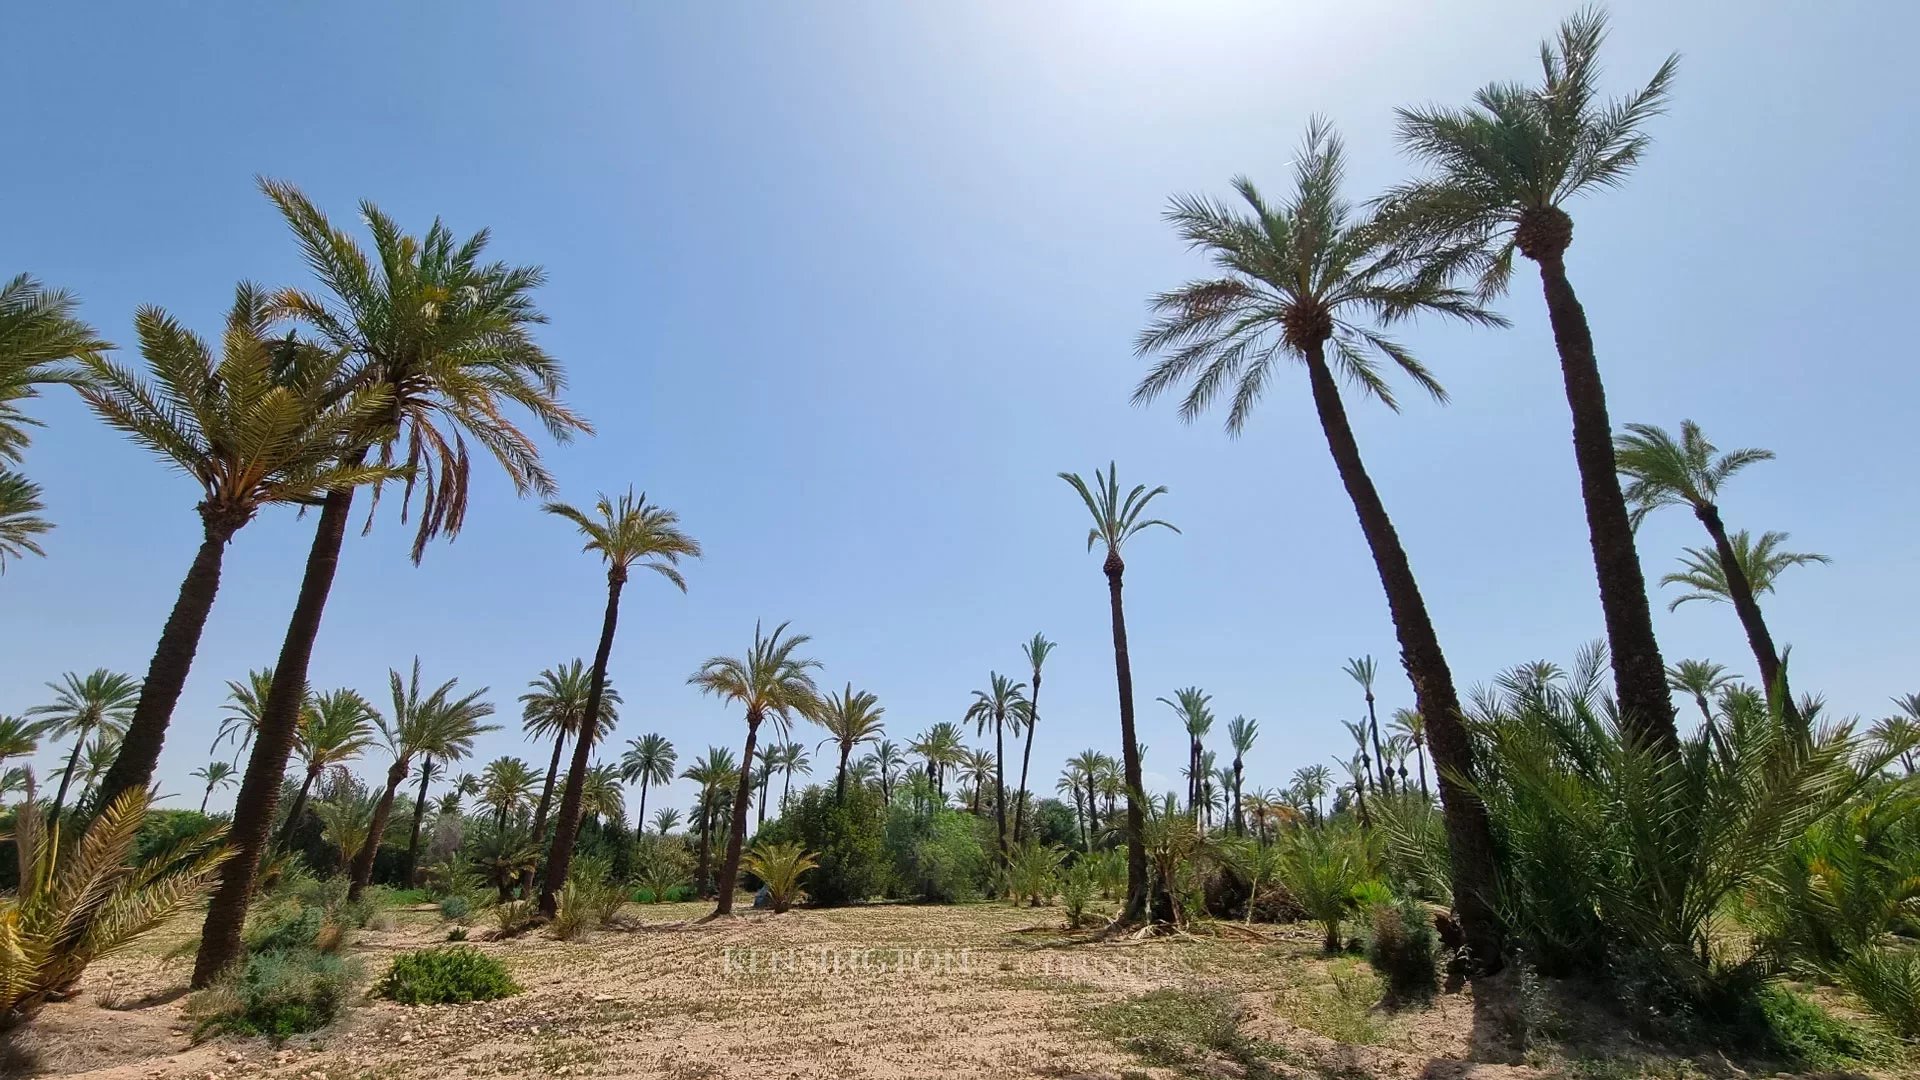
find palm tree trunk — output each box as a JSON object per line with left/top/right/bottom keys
{"left": 199, "top": 786, "right": 212, "bottom": 814}
{"left": 1532, "top": 250, "right": 1677, "bottom": 752}
{"left": 1366, "top": 692, "right": 1392, "bottom": 794}
{"left": 539, "top": 571, "right": 624, "bottom": 917}
{"left": 522, "top": 729, "right": 569, "bottom": 896}
{"left": 1073, "top": 782, "right": 1087, "bottom": 851}
{"left": 1014, "top": 676, "right": 1040, "bottom": 844}
{"left": 404, "top": 754, "right": 434, "bottom": 887}
{"left": 1103, "top": 552, "right": 1153, "bottom": 924}
{"left": 1354, "top": 775, "right": 1371, "bottom": 829}
{"left": 714, "top": 711, "right": 763, "bottom": 916}
{"left": 694, "top": 797, "right": 713, "bottom": 896}
{"left": 1303, "top": 342, "right": 1504, "bottom": 972}
{"left": 48, "top": 726, "right": 91, "bottom": 822}
{"left": 1695, "top": 503, "right": 1799, "bottom": 728}
{"left": 835, "top": 745, "right": 851, "bottom": 802}
{"left": 275, "top": 767, "right": 320, "bottom": 850}
{"left": 349, "top": 758, "right": 407, "bottom": 901}
{"left": 95, "top": 513, "right": 244, "bottom": 814}
{"left": 636, "top": 778, "right": 650, "bottom": 834}
{"left": 194, "top": 484, "right": 354, "bottom": 989}
{"left": 1231, "top": 758, "right": 1244, "bottom": 834}
{"left": 1415, "top": 741, "right": 1430, "bottom": 800}
{"left": 1691, "top": 693, "right": 1713, "bottom": 728}
{"left": 993, "top": 715, "right": 1008, "bottom": 862}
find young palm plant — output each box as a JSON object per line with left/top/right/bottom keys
{"left": 1013, "top": 634, "right": 1055, "bottom": 844}
{"left": 966, "top": 672, "right": 1028, "bottom": 861}
{"left": 539, "top": 490, "right": 700, "bottom": 915}
{"left": 195, "top": 181, "right": 588, "bottom": 988}
{"left": 82, "top": 288, "right": 398, "bottom": 814}
{"left": 816, "top": 685, "right": 885, "bottom": 802}
{"left": 1386, "top": 11, "right": 1681, "bottom": 749}
{"left": 1132, "top": 120, "right": 1506, "bottom": 968}
{"left": 688, "top": 622, "right": 824, "bottom": 916}
{"left": 27, "top": 670, "right": 138, "bottom": 820}
{"left": 619, "top": 733, "right": 676, "bottom": 832}
{"left": 1059, "top": 462, "right": 1178, "bottom": 923}
{"left": 741, "top": 840, "right": 820, "bottom": 914}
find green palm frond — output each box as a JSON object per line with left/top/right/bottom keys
{"left": 0, "top": 470, "right": 51, "bottom": 572}
{"left": 1058, "top": 461, "right": 1179, "bottom": 555}
{"left": 1661, "top": 530, "right": 1829, "bottom": 611}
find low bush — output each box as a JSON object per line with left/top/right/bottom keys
{"left": 192, "top": 948, "right": 357, "bottom": 1038}
{"left": 377, "top": 946, "right": 520, "bottom": 1005}
{"left": 1004, "top": 842, "right": 1064, "bottom": 907}
{"left": 1363, "top": 894, "right": 1441, "bottom": 1003}
{"left": 886, "top": 801, "right": 989, "bottom": 902}
{"left": 439, "top": 893, "right": 473, "bottom": 922}
{"left": 631, "top": 834, "right": 694, "bottom": 904}
{"left": 752, "top": 784, "right": 887, "bottom": 905}
{"left": 1061, "top": 860, "right": 1097, "bottom": 928}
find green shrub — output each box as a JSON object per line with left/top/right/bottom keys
{"left": 244, "top": 901, "right": 326, "bottom": 955}
{"left": 1061, "top": 860, "right": 1098, "bottom": 928}
{"left": 192, "top": 948, "right": 357, "bottom": 1038}
{"left": 1755, "top": 984, "right": 1892, "bottom": 1069}
{"left": 1272, "top": 826, "right": 1374, "bottom": 951}
{"left": 631, "top": 835, "right": 694, "bottom": 903}
{"left": 378, "top": 945, "right": 520, "bottom": 1005}
{"left": 1363, "top": 894, "right": 1440, "bottom": 1003}
{"left": 439, "top": 893, "right": 473, "bottom": 922}
{"left": 886, "top": 803, "right": 988, "bottom": 902}
{"left": 630, "top": 884, "right": 695, "bottom": 904}
{"left": 751, "top": 784, "right": 887, "bottom": 905}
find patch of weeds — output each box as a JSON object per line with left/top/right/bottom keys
{"left": 1755, "top": 983, "right": 1897, "bottom": 1070}
{"left": 1090, "top": 988, "right": 1286, "bottom": 1078}
{"left": 189, "top": 948, "right": 359, "bottom": 1039}
{"left": 1275, "top": 956, "right": 1382, "bottom": 1044}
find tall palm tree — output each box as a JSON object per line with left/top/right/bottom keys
{"left": 1158, "top": 687, "right": 1214, "bottom": 818}
{"left": 539, "top": 489, "right": 700, "bottom": 916}
{"left": 772, "top": 741, "right": 811, "bottom": 812}
{"left": 619, "top": 733, "right": 676, "bottom": 832}
{"left": 687, "top": 621, "right": 824, "bottom": 916}
{"left": 1666, "top": 659, "right": 1734, "bottom": 729}
{"left": 196, "top": 181, "right": 587, "bottom": 989}
{"left": 867, "top": 740, "right": 905, "bottom": 806}
{"left": 965, "top": 673, "right": 1028, "bottom": 860}
{"left": 1616, "top": 420, "right": 1810, "bottom": 719}
{"left": 752, "top": 759, "right": 775, "bottom": 827}
{"left": 958, "top": 747, "right": 997, "bottom": 815}
{"left": 681, "top": 747, "right": 738, "bottom": 897}
{"left": 349, "top": 659, "right": 494, "bottom": 900}
{"left": 1132, "top": 121, "right": 1505, "bottom": 967}
{"left": 1013, "top": 634, "right": 1054, "bottom": 844}
{"left": 1225, "top": 715, "right": 1258, "bottom": 834}
{"left": 1386, "top": 11, "right": 1680, "bottom": 750}
{"left": 479, "top": 756, "right": 538, "bottom": 830}
{"left": 1389, "top": 708, "right": 1429, "bottom": 799}
{"left": 1661, "top": 530, "right": 1827, "bottom": 611}
{"left": 82, "top": 288, "right": 399, "bottom": 814}
{"left": 909, "top": 722, "right": 965, "bottom": 800}
{"left": 0, "top": 273, "right": 110, "bottom": 571}
{"left": 1059, "top": 462, "right": 1177, "bottom": 923}
{"left": 519, "top": 660, "right": 622, "bottom": 869}
{"left": 27, "top": 670, "right": 138, "bottom": 820}
{"left": 1342, "top": 657, "right": 1393, "bottom": 794}
{"left": 816, "top": 685, "right": 885, "bottom": 801}
{"left": 274, "top": 688, "right": 374, "bottom": 848}
{"left": 192, "top": 761, "right": 237, "bottom": 814}
{"left": 1340, "top": 751, "right": 1372, "bottom": 829}
{"left": 401, "top": 680, "right": 495, "bottom": 888}
{"left": 1065, "top": 748, "right": 1106, "bottom": 850}
{"left": 1292, "top": 765, "right": 1332, "bottom": 826}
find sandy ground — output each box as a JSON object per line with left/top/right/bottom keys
{"left": 7, "top": 901, "right": 1875, "bottom": 1080}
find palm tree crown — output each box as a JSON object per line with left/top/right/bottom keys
{"left": 1059, "top": 462, "right": 1179, "bottom": 564}
{"left": 1661, "top": 531, "right": 1828, "bottom": 611}
{"left": 687, "top": 622, "right": 825, "bottom": 739}
{"left": 1616, "top": 421, "right": 1773, "bottom": 527}
{"left": 520, "top": 660, "right": 622, "bottom": 745}
{"left": 543, "top": 488, "right": 702, "bottom": 587}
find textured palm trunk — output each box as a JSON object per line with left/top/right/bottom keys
{"left": 993, "top": 714, "right": 1008, "bottom": 862}
{"left": 194, "top": 485, "right": 354, "bottom": 988}
{"left": 835, "top": 745, "right": 851, "bottom": 801}
{"left": 539, "top": 569, "right": 624, "bottom": 917}
{"left": 95, "top": 511, "right": 244, "bottom": 814}
{"left": 1415, "top": 742, "right": 1429, "bottom": 800}
{"left": 1694, "top": 504, "right": 1799, "bottom": 728}
{"left": 522, "top": 730, "right": 569, "bottom": 896}
{"left": 1013, "top": 674, "right": 1039, "bottom": 844}
{"left": 1231, "top": 757, "right": 1245, "bottom": 834}
{"left": 275, "top": 766, "right": 321, "bottom": 850}
{"left": 1531, "top": 244, "right": 1678, "bottom": 753}
{"left": 1102, "top": 553, "right": 1153, "bottom": 924}
{"left": 713, "top": 710, "right": 763, "bottom": 916}
{"left": 1072, "top": 782, "right": 1087, "bottom": 850}
{"left": 1366, "top": 691, "right": 1392, "bottom": 795}
{"left": 694, "top": 797, "right": 714, "bottom": 896}
{"left": 199, "top": 786, "right": 213, "bottom": 815}
{"left": 1353, "top": 773, "right": 1371, "bottom": 829}
{"left": 636, "top": 778, "right": 651, "bottom": 834}
{"left": 49, "top": 728, "right": 91, "bottom": 822}
{"left": 404, "top": 754, "right": 434, "bottom": 887}
{"left": 349, "top": 758, "right": 407, "bottom": 901}
{"left": 1304, "top": 342, "right": 1503, "bottom": 971}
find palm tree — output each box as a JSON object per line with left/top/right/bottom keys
{"left": 816, "top": 685, "right": 885, "bottom": 801}
{"left": 1386, "top": 11, "right": 1680, "bottom": 750}
{"left": 688, "top": 622, "right": 824, "bottom": 915}
{"left": 539, "top": 490, "right": 700, "bottom": 916}
{"left": 0, "top": 273, "right": 110, "bottom": 572}
{"left": 0, "top": 473, "right": 50, "bottom": 572}
{"left": 1064, "top": 749, "right": 1106, "bottom": 850}
{"left": 1662, "top": 531, "right": 1828, "bottom": 611}
{"left": 479, "top": 756, "right": 538, "bottom": 830}
{"left": 74, "top": 735, "right": 121, "bottom": 807}
{"left": 1666, "top": 659, "right": 1734, "bottom": 729}
{"left": 909, "top": 722, "right": 965, "bottom": 800}
{"left": 349, "top": 659, "right": 494, "bottom": 900}
{"left": 1132, "top": 122, "right": 1505, "bottom": 967}
{"left": 192, "top": 761, "right": 237, "bottom": 814}
{"left": 1059, "top": 462, "right": 1178, "bottom": 923}
{"left": 196, "top": 181, "right": 587, "bottom": 989}
{"left": 1342, "top": 657, "right": 1393, "bottom": 794}
{"left": 1389, "top": 708, "right": 1429, "bottom": 799}
{"left": 1158, "top": 687, "right": 1214, "bottom": 818}
{"left": 1226, "top": 716, "right": 1258, "bottom": 834}
{"left": 867, "top": 740, "right": 905, "bottom": 806}
{"left": 401, "top": 677, "right": 495, "bottom": 889}
{"left": 752, "top": 759, "right": 775, "bottom": 827}
{"left": 681, "top": 747, "right": 738, "bottom": 897}
{"left": 581, "top": 763, "right": 625, "bottom": 826}
{"left": 652, "top": 806, "right": 683, "bottom": 836}
{"left": 966, "top": 673, "right": 1028, "bottom": 860}
{"left": 82, "top": 289, "right": 399, "bottom": 815}
{"left": 520, "top": 659, "right": 622, "bottom": 871}
{"left": 1013, "top": 634, "right": 1055, "bottom": 844}
{"left": 958, "top": 747, "right": 996, "bottom": 815}
{"left": 773, "top": 741, "right": 811, "bottom": 812}
{"left": 0, "top": 716, "right": 42, "bottom": 766}
{"left": 275, "top": 688, "right": 375, "bottom": 848}
{"left": 27, "top": 670, "right": 138, "bottom": 820}
{"left": 1340, "top": 751, "right": 1372, "bottom": 829}
{"left": 211, "top": 669, "right": 276, "bottom": 762}
{"left": 1291, "top": 765, "right": 1332, "bottom": 826}
{"left": 619, "top": 733, "right": 676, "bottom": 832}
{"left": 1617, "top": 420, "right": 1813, "bottom": 719}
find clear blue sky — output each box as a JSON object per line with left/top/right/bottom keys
{"left": 5, "top": 2, "right": 1915, "bottom": 817}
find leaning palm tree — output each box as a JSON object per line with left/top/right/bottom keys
{"left": 27, "top": 670, "right": 138, "bottom": 820}
{"left": 1617, "top": 420, "right": 1809, "bottom": 719}
{"left": 1226, "top": 715, "right": 1258, "bottom": 834}
{"left": 909, "top": 722, "right": 966, "bottom": 800}
{"left": 1012, "top": 634, "right": 1055, "bottom": 844}
{"left": 349, "top": 659, "right": 494, "bottom": 900}
{"left": 1386, "top": 11, "right": 1680, "bottom": 750}
{"left": 1666, "top": 659, "right": 1734, "bottom": 729}
{"left": 619, "top": 733, "right": 677, "bottom": 832}
{"left": 1342, "top": 657, "right": 1394, "bottom": 794}
{"left": 274, "top": 688, "right": 374, "bottom": 848}
{"left": 1132, "top": 121, "right": 1504, "bottom": 967}
{"left": 1158, "top": 687, "right": 1214, "bottom": 818}
{"left": 520, "top": 659, "right": 622, "bottom": 870}
{"left": 1059, "top": 462, "right": 1177, "bottom": 923}
{"left": 192, "top": 761, "right": 237, "bottom": 814}
{"left": 196, "top": 181, "right": 588, "bottom": 989}
{"left": 81, "top": 287, "right": 399, "bottom": 814}
{"left": 539, "top": 489, "right": 700, "bottom": 916}
{"left": 966, "top": 673, "right": 1028, "bottom": 860}
{"left": 1661, "top": 530, "right": 1828, "bottom": 613}
{"left": 400, "top": 677, "right": 495, "bottom": 888}
{"left": 687, "top": 621, "right": 824, "bottom": 916}
{"left": 815, "top": 685, "right": 885, "bottom": 801}
{"left": 681, "top": 747, "right": 738, "bottom": 897}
